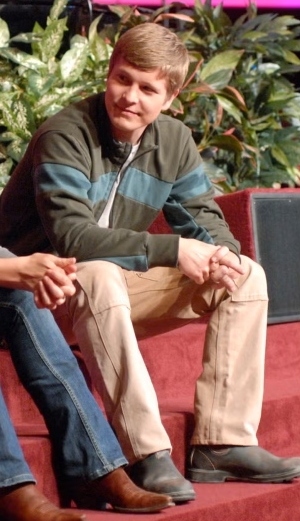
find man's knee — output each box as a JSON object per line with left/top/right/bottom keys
{"left": 75, "top": 260, "right": 130, "bottom": 311}
{"left": 237, "top": 255, "right": 268, "bottom": 299}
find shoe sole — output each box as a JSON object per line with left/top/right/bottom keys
{"left": 187, "top": 468, "right": 300, "bottom": 484}
{"left": 113, "top": 501, "right": 175, "bottom": 513}
{"left": 169, "top": 491, "right": 196, "bottom": 503}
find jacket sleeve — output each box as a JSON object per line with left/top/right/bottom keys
{"left": 163, "top": 133, "right": 241, "bottom": 256}
{"left": 0, "top": 246, "right": 15, "bottom": 258}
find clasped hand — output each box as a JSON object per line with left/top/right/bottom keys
{"left": 19, "top": 253, "right": 77, "bottom": 309}
{"left": 177, "top": 238, "right": 245, "bottom": 292}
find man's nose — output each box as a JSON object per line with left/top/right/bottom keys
{"left": 123, "top": 85, "right": 139, "bottom": 103}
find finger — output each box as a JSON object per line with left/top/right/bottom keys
{"left": 210, "top": 246, "right": 229, "bottom": 262}
{"left": 45, "top": 271, "right": 76, "bottom": 298}
{"left": 54, "top": 257, "right": 77, "bottom": 270}
{"left": 217, "top": 274, "right": 238, "bottom": 293}
{"left": 60, "top": 283, "right": 76, "bottom": 297}
{"left": 64, "top": 264, "right": 77, "bottom": 275}
{"left": 209, "top": 260, "right": 220, "bottom": 273}
{"left": 46, "top": 269, "right": 73, "bottom": 288}
{"left": 42, "top": 275, "right": 66, "bottom": 299}
{"left": 67, "top": 272, "right": 77, "bottom": 281}
{"left": 209, "top": 265, "right": 228, "bottom": 282}
{"left": 202, "top": 267, "right": 211, "bottom": 282}
{"left": 227, "top": 267, "right": 242, "bottom": 279}
{"left": 224, "top": 278, "right": 238, "bottom": 292}
{"left": 34, "top": 282, "right": 57, "bottom": 310}
{"left": 214, "top": 251, "right": 245, "bottom": 275}
{"left": 34, "top": 293, "right": 57, "bottom": 310}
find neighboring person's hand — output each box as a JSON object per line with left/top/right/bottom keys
{"left": 0, "top": 253, "right": 77, "bottom": 310}
{"left": 29, "top": 254, "right": 77, "bottom": 309}
{"left": 34, "top": 266, "right": 77, "bottom": 309}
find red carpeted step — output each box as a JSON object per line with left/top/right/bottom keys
{"left": 16, "top": 436, "right": 300, "bottom": 521}
{"left": 2, "top": 318, "right": 300, "bottom": 461}
{"left": 2, "top": 313, "right": 300, "bottom": 520}
{"left": 66, "top": 480, "right": 300, "bottom": 521}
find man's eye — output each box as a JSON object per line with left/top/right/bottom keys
{"left": 118, "top": 74, "right": 129, "bottom": 83}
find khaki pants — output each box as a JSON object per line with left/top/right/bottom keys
{"left": 53, "top": 255, "right": 268, "bottom": 463}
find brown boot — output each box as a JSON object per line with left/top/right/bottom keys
{"left": 69, "top": 467, "right": 174, "bottom": 513}
{"left": 0, "top": 484, "right": 86, "bottom": 521}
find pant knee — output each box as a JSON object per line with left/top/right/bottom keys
{"left": 75, "top": 260, "right": 130, "bottom": 312}
{"left": 237, "top": 255, "right": 268, "bottom": 299}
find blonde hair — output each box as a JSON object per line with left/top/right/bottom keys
{"left": 109, "top": 23, "right": 190, "bottom": 94}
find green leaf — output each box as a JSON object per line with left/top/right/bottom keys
{"left": 208, "top": 134, "right": 244, "bottom": 152}
{"left": 215, "top": 94, "right": 243, "bottom": 123}
{"left": 0, "top": 158, "right": 13, "bottom": 187}
{"left": 257, "top": 63, "right": 280, "bottom": 75}
{"left": 169, "top": 96, "right": 185, "bottom": 116}
{"left": 282, "top": 49, "right": 300, "bottom": 65}
{"left": 6, "top": 138, "right": 28, "bottom": 163}
{"left": 200, "top": 50, "right": 244, "bottom": 88}
{"left": 1, "top": 98, "right": 35, "bottom": 139}
{"left": 10, "top": 32, "right": 38, "bottom": 45}
{"left": 60, "top": 35, "right": 89, "bottom": 84}
{"left": 39, "top": 18, "right": 68, "bottom": 63}
{"left": 241, "top": 30, "right": 268, "bottom": 41}
{"left": 89, "top": 25, "right": 113, "bottom": 64}
{"left": 48, "top": 0, "right": 68, "bottom": 23}
{"left": 26, "top": 72, "right": 56, "bottom": 97}
{"left": 0, "top": 18, "right": 10, "bottom": 47}
{"left": 270, "top": 144, "right": 290, "bottom": 167}
{"left": 0, "top": 47, "right": 46, "bottom": 71}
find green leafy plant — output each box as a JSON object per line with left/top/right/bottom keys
{"left": 0, "top": 0, "right": 300, "bottom": 192}
{"left": 0, "top": 0, "right": 114, "bottom": 187}
{"left": 175, "top": 0, "right": 300, "bottom": 191}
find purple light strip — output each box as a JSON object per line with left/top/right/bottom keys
{"left": 92, "top": 0, "right": 300, "bottom": 7}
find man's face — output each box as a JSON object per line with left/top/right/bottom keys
{"left": 105, "top": 57, "right": 178, "bottom": 144}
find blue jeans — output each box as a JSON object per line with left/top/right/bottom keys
{"left": 0, "top": 286, "right": 127, "bottom": 489}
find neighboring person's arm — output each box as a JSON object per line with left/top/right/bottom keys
{"left": 0, "top": 250, "right": 77, "bottom": 309}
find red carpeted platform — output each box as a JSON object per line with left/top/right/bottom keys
{"left": 1, "top": 188, "right": 300, "bottom": 520}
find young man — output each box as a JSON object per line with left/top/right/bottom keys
{"left": 1, "top": 22, "right": 300, "bottom": 502}
{"left": 0, "top": 247, "right": 173, "bottom": 521}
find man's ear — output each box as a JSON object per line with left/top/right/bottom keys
{"left": 162, "top": 89, "right": 180, "bottom": 111}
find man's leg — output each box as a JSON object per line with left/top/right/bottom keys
{"left": 0, "top": 287, "right": 173, "bottom": 513}
{"left": 192, "top": 255, "right": 268, "bottom": 445}
{"left": 54, "top": 260, "right": 195, "bottom": 502}
{"left": 0, "top": 294, "right": 86, "bottom": 521}
{"left": 59, "top": 258, "right": 300, "bottom": 487}
{"left": 0, "top": 386, "right": 34, "bottom": 488}
{"left": 123, "top": 257, "right": 300, "bottom": 484}
{"left": 184, "top": 256, "right": 300, "bottom": 483}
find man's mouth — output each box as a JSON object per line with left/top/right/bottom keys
{"left": 116, "top": 104, "right": 137, "bottom": 115}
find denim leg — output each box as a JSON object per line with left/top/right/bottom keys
{"left": 0, "top": 384, "right": 35, "bottom": 487}
{"left": 0, "top": 287, "right": 127, "bottom": 482}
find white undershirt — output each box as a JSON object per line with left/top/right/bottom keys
{"left": 98, "top": 143, "right": 139, "bottom": 228}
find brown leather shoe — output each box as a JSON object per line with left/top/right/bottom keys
{"left": 0, "top": 484, "right": 86, "bottom": 521}
{"left": 68, "top": 467, "right": 174, "bottom": 513}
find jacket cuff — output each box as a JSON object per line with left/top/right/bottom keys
{"left": 146, "top": 234, "right": 180, "bottom": 268}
